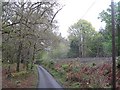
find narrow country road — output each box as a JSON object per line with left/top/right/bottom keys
{"left": 37, "top": 65, "right": 63, "bottom": 89}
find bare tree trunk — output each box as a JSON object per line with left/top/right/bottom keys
{"left": 118, "top": 2, "right": 120, "bottom": 56}
{"left": 79, "top": 44, "right": 81, "bottom": 57}
{"left": 16, "top": 41, "right": 22, "bottom": 72}
{"left": 16, "top": 2, "right": 24, "bottom": 72}
{"left": 82, "top": 36, "right": 85, "bottom": 57}
{"left": 31, "top": 43, "right": 36, "bottom": 70}
{"left": 81, "top": 34, "right": 83, "bottom": 57}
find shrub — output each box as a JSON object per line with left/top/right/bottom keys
{"left": 62, "top": 64, "right": 69, "bottom": 71}
{"left": 11, "top": 71, "right": 29, "bottom": 78}
{"left": 47, "top": 60, "right": 54, "bottom": 69}
{"left": 42, "top": 60, "right": 55, "bottom": 70}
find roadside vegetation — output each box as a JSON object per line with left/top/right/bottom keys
{"left": 2, "top": 63, "right": 38, "bottom": 88}
{"left": 40, "top": 59, "right": 120, "bottom": 88}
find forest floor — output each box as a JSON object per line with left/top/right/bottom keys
{"left": 42, "top": 59, "right": 120, "bottom": 88}
{"left": 2, "top": 63, "right": 38, "bottom": 88}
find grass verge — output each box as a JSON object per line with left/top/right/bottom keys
{"left": 2, "top": 63, "right": 38, "bottom": 88}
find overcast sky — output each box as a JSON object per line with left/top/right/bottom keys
{"left": 55, "top": 0, "right": 120, "bottom": 38}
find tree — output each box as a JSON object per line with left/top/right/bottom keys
{"left": 67, "top": 38, "right": 79, "bottom": 58}
{"left": 2, "top": 1, "right": 62, "bottom": 71}
{"left": 68, "top": 19, "right": 96, "bottom": 57}
{"left": 41, "top": 33, "right": 69, "bottom": 59}
{"left": 98, "top": 1, "right": 120, "bottom": 57}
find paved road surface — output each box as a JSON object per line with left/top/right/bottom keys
{"left": 37, "top": 65, "right": 63, "bottom": 89}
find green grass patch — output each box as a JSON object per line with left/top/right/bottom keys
{"left": 33, "top": 65, "right": 39, "bottom": 88}
{"left": 70, "top": 82, "right": 81, "bottom": 88}
{"left": 11, "top": 71, "right": 29, "bottom": 79}
{"left": 49, "top": 68, "right": 66, "bottom": 87}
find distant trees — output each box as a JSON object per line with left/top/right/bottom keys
{"left": 67, "top": 19, "right": 99, "bottom": 57}
{"left": 67, "top": 38, "right": 79, "bottom": 58}
{"left": 40, "top": 34, "right": 69, "bottom": 60}
{"left": 50, "top": 38, "right": 69, "bottom": 59}
{"left": 67, "top": 1, "right": 120, "bottom": 58}
{"left": 2, "top": 1, "right": 62, "bottom": 72}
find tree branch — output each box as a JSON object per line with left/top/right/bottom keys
{"left": 50, "top": 7, "right": 64, "bottom": 24}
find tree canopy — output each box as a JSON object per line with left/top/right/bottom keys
{"left": 2, "top": 1, "right": 63, "bottom": 71}
{"left": 67, "top": 19, "right": 101, "bottom": 57}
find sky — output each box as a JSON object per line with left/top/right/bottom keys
{"left": 55, "top": 0, "right": 120, "bottom": 38}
